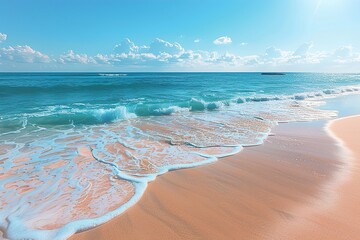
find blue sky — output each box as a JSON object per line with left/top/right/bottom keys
{"left": 0, "top": 0, "right": 359, "bottom": 72}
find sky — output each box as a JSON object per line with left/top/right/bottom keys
{"left": 0, "top": 0, "right": 359, "bottom": 72}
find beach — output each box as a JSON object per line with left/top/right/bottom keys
{"left": 1, "top": 73, "right": 360, "bottom": 240}
{"left": 272, "top": 115, "right": 360, "bottom": 239}
{"left": 2, "top": 0, "right": 360, "bottom": 238}
{"left": 71, "top": 114, "right": 360, "bottom": 240}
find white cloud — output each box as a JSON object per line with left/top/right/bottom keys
{"left": 334, "top": 45, "right": 352, "bottom": 58}
{"left": 114, "top": 38, "right": 184, "bottom": 57}
{"left": 293, "top": 42, "right": 313, "bottom": 56}
{"left": 265, "top": 46, "right": 284, "bottom": 59}
{"left": 213, "top": 36, "right": 232, "bottom": 45}
{"left": 105, "top": 52, "right": 160, "bottom": 66}
{"left": 0, "top": 45, "right": 50, "bottom": 63}
{"left": 247, "top": 44, "right": 331, "bottom": 67}
{"left": 149, "top": 38, "right": 184, "bottom": 56}
{"left": 216, "top": 52, "right": 239, "bottom": 65}
{"left": 332, "top": 45, "right": 357, "bottom": 64}
{"left": 240, "top": 42, "right": 248, "bottom": 46}
{"left": 194, "top": 39, "right": 200, "bottom": 43}
{"left": 107, "top": 38, "right": 186, "bottom": 66}
{"left": 261, "top": 46, "right": 294, "bottom": 66}
{"left": 93, "top": 54, "right": 111, "bottom": 64}
{"left": 0, "top": 33, "right": 7, "bottom": 42}
{"left": 59, "top": 50, "right": 96, "bottom": 64}
{"left": 114, "top": 38, "right": 148, "bottom": 54}
{"left": 286, "top": 43, "right": 327, "bottom": 64}
{"left": 242, "top": 55, "right": 262, "bottom": 66}
{"left": 0, "top": 36, "right": 359, "bottom": 72}
{"left": 355, "top": 53, "right": 360, "bottom": 62}
{"left": 45, "top": 41, "right": 360, "bottom": 70}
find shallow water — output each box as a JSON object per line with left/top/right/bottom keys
{"left": 0, "top": 72, "right": 360, "bottom": 239}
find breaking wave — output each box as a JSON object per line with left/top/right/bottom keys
{"left": 1, "top": 80, "right": 360, "bottom": 239}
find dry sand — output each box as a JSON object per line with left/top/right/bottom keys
{"left": 71, "top": 116, "right": 360, "bottom": 240}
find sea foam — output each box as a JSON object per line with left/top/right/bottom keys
{"left": 0, "top": 83, "right": 359, "bottom": 239}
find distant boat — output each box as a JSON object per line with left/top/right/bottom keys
{"left": 261, "top": 72, "right": 285, "bottom": 75}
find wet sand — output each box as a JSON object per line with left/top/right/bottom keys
{"left": 270, "top": 115, "right": 360, "bottom": 239}
{"left": 71, "top": 114, "right": 360, "bottom": 240}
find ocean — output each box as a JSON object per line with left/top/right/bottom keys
{"left": 1, "top": 72, "right": 360, "bottom": 239}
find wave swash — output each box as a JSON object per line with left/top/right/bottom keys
{"left": 1, "top": 80, "right": 360, "bottom": 239}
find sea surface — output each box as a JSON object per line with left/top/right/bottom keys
{"left": 1, "top": 72, "right": 360, "bottom": 239}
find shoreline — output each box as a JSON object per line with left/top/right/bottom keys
{"left": 71, "top": 114, "right": 355, "bottom": 240}
{"left": 1, "top": 76, "right": 360, "bottom": 239}
{"left": 270, "top": 114, "right": 360, "bottom": 239}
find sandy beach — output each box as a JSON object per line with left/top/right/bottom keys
{"left": 71, "top": 115, "right": 360, "bottom": 240}
{"left": 271, "top": 115, "right": 360, "bottom": 239}
{"left": 2, "top": 1, "right": 360, "bottom": 238}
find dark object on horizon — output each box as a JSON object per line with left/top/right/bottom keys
{"left": 261, "top": 72, "right": 286, "bottom": 75}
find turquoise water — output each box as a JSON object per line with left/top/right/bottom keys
{"left": 1, "top": 72, "right": 360, "bottom": 239}
{"left": 1, "top": 72, "right": 360, "bottom": 128}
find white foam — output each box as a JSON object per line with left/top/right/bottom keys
{"left": 1, "top": 86, "right": 360, "bottom": 239}
{"left": 98, "top": 73, "right": 127, "bottom": 77}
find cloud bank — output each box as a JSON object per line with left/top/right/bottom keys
{"left": 0, "top": 32, "right": 359, "bottom": 72}
{"left": 0, "top": 45, "right": 50, "bottom": 63}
